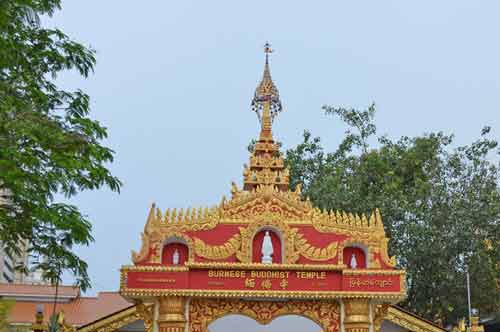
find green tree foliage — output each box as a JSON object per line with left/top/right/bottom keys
{"left": 0, "top": 0, "right": 121, "bottom": 290}
{"left": 0, "top": 300, "right": 14, "bottom": 331}
{"left": 285, "top": 105, "right": 500, "bottom": 324}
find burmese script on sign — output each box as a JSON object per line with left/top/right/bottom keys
{"left": 348, "top": 277, "right": 393, "bottom": 288}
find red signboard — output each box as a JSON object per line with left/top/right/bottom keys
{"left": 123, "top": 267, "right": 403, "bottom": 296}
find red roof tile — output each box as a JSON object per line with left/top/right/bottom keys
{"left": 0, "top": 283, "right": 80, "bottom": 298}
{"left": 7, "top": 292, "right": 131, "bottom": 326}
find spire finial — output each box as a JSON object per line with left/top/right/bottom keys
{"left": 264, "top": 41, "right": 273, "bottom": 64}
{"left": 251, "top": 42, "right": 283, "bottom": 130}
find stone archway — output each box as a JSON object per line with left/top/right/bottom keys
{"left": 188, "top": 298, "right": 340, "bottom": 332}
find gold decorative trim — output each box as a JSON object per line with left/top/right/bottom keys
{"left": 185, "top": 262, "right": 346, "bottom": 270}
{"left": 380, "top": 238, "right": 397, "bottom": 267}
{"left": 219, "top": 218, "right": 310, "bottom": 225}
{"left": 311, "top": 209, "right": 385, "bottom": 235}
{"left": 343, "top": 270, "right": 405, "bottom": 276}
{"left": 295, "top": 233, "right": 338, "bottom": 261}
{"left": 121, "top": 265, "right": 189, "bottom": 272}
{"left": 193, "top": 233, "right": 241, "bottom": 260}
{"left": 386, "top": 306, "right": 445, "bottom": 332}
{"left": 373, "top": 304, "right": 389, "bottom": 332}
{"left": 120, "top": 287, "right": 406, "bottom": 301}
{"left": 131, "top": 232, "right": 151, "bottom": 264}
{"left": 77, "top": 305, "right": 140, "bottom": 332}
{"left": 222, "top": 184, "right": 311, "bottom": 220}
{"left": 136, "top": 302, "right": 153, "bottom": 332}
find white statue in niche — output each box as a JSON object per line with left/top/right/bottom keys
{"left": 172, "top": 249, "right": 180, "bottom": 265}
{"left": 261, "top": 231, "right": 274, "bottom": 264}
{"left": 350, "top": 253, "right": 358, "bottom": 269}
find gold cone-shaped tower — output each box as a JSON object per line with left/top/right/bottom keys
{"left": 244, "top": 43, "right": 288, "bottom": 191}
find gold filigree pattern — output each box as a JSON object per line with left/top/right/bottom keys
{"left": 189, "top": 298, "right": 339, "bottom": 332}
{"left": 243, "top": 167, "right": 289, "bottom": 188}
{"left": 294, "top": 233, "right": 338, "bottom": 261}
{"left": 311, "top": 208, "right": 386, "bottom": 236}
{"left": 222, "top": 184, "right": 311, "bottom": 219}
{"left": 136, "top": 302, "right": 154, "bottom": 332}
{"left": 193, "top": 234, "right": 241, "bottom": 260}
{"left": 186, "top": 262, "right": 344, "bottom": 270}
{"left": 379, "top": 238, "right": 397, "bottom": 267}
{"left": 131, "top": 232, "right": 151, "bottom": 264}
{"left": 373, "top": 304, "right": 389, "bottom": 332}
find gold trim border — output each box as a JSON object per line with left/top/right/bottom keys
{"left": 120, "top": 287, "right": 406, "bottom": 301}
{"left": 186, "top": 262, "right": 346, "bottom": 271}
{"left": 342, "top": 269, "right": 405, "bottom": 276}
{"left": 121, "top": 265, "right": 189, "bottom": 272}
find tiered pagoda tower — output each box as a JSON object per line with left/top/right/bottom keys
{"left": 244, "top": 43, "right": 288, "bottom": 192}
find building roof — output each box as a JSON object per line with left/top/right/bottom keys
{"left": 387, "top": 306, "right": 446, "bottom": 332}
{"left": 0, "top": 283, "right": 80, "bottom": 301}
{"left": 7, "top": 291, "right": 131, "bottom": 326}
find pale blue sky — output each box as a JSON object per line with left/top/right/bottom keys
{"left": 49, "top": 1, "right": 500, "bottom": 294}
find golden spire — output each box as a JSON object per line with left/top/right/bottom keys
{"left": 251, "top": 42, "right": 283, "bottom": 140}
{"left": 244, "top": 43, "right": 288, "bottom": 192}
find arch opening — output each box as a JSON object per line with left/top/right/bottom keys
{"left": 208, "top": 313, "right": 322, "bottom": 332}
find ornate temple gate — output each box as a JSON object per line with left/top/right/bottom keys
{"left": 120, "top": 44, "right": 406, "bottom": 332}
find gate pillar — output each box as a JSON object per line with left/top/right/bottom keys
{"left": 157, "top": 296, "right": 187, "bottom": 332}
{"left": 343, "top": 299, "right": 371, "bottom": 332}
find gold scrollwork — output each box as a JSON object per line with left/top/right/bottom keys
{"left": 294, "top": 233, "right": 338, "bottom": 261}
{"left": 193, "top": 234, "right": 241, "bottom": 260}
{"left": 189, "top": 298, "right": 340, "bottom": 332}
{"left": 136, "top": 302, "right": 154, "bottom": 332}
{"left": 373, "top": 304, "right": 389, "bottom": 332}
{"left": 379, "top": 238, "right": 397, "bottom": 267}
{"left": 131, "top": 232, "right": 151, "bottom": 264}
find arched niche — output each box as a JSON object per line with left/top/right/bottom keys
{"left": 252, "top": 227, "right": 283, "bottom": 264}
{"left": 343, "top": 245, "right": 367, "bottom": 269}
{"left": 161, "top": 237, "right": 189, "bottom": 266}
